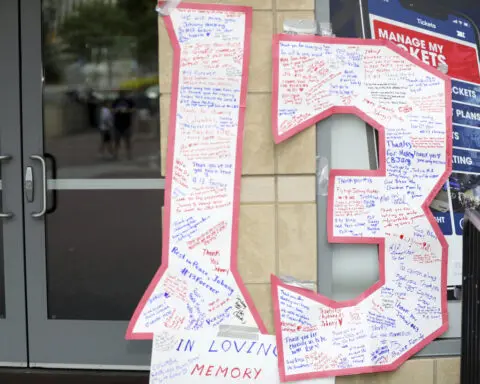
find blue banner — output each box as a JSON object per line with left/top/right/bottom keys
{"left": 452, "top": 148, "right": 480, "bottom": 173}
{"left": 453, "top": 124, "right": 480, "bottom": 149}
{"left": 432, "top": 211, "right": 453, "bottom": 235}
{"left": 452, "top": 80, "right": 480, "bottom": 105}
{"left": 453, "top": 104, "right": 480, "bottom": 127}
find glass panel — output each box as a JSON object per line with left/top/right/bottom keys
{"left": 42, "top": 0, "right": 164, "bottom": 320}
{"left": 43, "top": 0, "right": 161, "bottom": 179}
{"left": 46, "top": 190, "right": 163, "bottom": 320}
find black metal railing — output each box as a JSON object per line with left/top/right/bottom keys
{"left": 461, "top": 209, "right": 480, "bottom": 384}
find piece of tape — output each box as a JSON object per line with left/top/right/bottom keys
{"left": 217, "top": 325, "right": 260, "bottom": 340}
{"left": 437, "top": 62, "right": 449, "bottom": 74}
{"left": 280, "top": 276, "right": 316, "bottom": 292}
{"left": 317, "top": 156, "right": 329, "bottom": 197}
{"left": 318, "top": 21, "right": 335, "bottom": 37}
{"left": 219, "top": 325, "right": 259, "bottom": 333}
{"left": 156, "top": 0, "right": 182, "bottom": 16}
{"left": 283, "top": 19, "right": 317, "bottom": 35}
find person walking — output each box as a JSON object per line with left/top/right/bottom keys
{"left": 112, "top": 90, "right": 135, "bottom": 160}
{"left": 98, "top": 100, "right": 114, "bottom": 158}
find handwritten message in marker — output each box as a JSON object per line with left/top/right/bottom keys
{"left": 126, "top": 3, "right": 266, "bottom": 339}
{"left": 271, "top": 35, "right": 451, "bottom": 381}
{"left": 149, "top": 331, "right": 334, "bottom": 384}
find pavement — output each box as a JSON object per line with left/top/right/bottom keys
{"left": 46, "top": 129, "right": 161, "bottom": 179}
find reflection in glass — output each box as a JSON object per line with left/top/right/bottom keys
{"left": 42, "top": 1, "right": 164, "bottom": 320}
{"left": 46, "top": 190, "right": 163, "bottom": 320}
{"left": 43, "top": 0, "right": 161, "bottom": 179}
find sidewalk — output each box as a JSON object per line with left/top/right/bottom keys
{"left": 45, "top": 129, "right": 162, "bottom": 179}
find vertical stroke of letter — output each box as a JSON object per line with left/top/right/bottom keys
{"left": 271, "top": 35, "right": 451, "bottom": 381}
{"left": 126, "top": 3, "right": 266, "bottom": 339}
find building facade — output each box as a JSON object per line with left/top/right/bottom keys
{"left": 0, "top": 0, "right": 462, "bottom": 383}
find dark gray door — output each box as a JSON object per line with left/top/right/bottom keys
{"left": 20, "top": 0, "right": 164, "bottom": 368}
{"left": 0, "top": 0, "right": 28, "bottom": 367}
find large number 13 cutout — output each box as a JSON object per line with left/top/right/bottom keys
{"left": 126, "top": 3, "right": 451, "bottom": 381}
{"left": 271, "top": 35, "right": 451, "bottom": 380}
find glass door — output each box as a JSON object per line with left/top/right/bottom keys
{"left": 21, "top": 0, "right": 164, "bottom": 368}
{"left": 0, "top": 0, "right": 28, "bottom": 367}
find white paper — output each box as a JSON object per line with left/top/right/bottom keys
{"left": 150, "top": 331, "right": 335, "bottom": 383}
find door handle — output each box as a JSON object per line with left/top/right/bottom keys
{"left": 0, "top": 155, "right": 13, "bottom": 219}
{"left": 44, "top": 153, "right": 58, "bottom": 215}
{"left": 30, "top": 155, "right": 47, "bottom": 218}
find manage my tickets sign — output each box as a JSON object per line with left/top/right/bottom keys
{"left": 127, "top": 2, "right": 451, "bottom": 382}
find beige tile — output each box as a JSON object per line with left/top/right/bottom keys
{"left": 436, "top": 358, "right": 460, "bottom": 384}
{"left": 245, "top": 284, "right": 275, "bottom": 334}
{"left": 238, "top": 205, "right": 276, "bottom": 284}
{"left": 249, "top": 12, "right": 274, "bottom": 93}
{"left": 335, "top": 376, "right": 359, "bottom": 384}
{"left": 243, "top": 93, "right": 275, "bottom": 174}
{"left": 276, "top": 0, "right": 314, "bottom": 10}
{"left": 159, "top": 94, "right": 170, "bottom": 177}
{"left": 276, "top": 11, "right": 315, "bottom": 33}
{"left": 388, "top": 358, "right": 435, "bottom": 384}
{"left": 338, "top": 373, "right": 388, "bottom": 384}
{"left": 336, "top": 374, "right": 385, "bottom": 384}
{"left": 158, "top": 18, "right": 174, "bottom": 93}
{"left": 278, "top": 204, "right": 317, "bottom": 282}
{"left": 241, "top": 177, "right": 276, "bottom": 203}
{"left": 276, "top": 125, "right": 316, "bottom": 174}
{"left": 337, "top": 358, "right": 435, "bottom": 384}
{"left": 277, "top": 176, "right": 315, "bottom": 203}
{"left": 188, "top": 0, "right": 272, "bottom": 9}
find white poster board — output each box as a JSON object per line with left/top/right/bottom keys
{"left": 150, "top": 331, "right": 335, "bottom": 383}
{"left": 271, "top": 35, "right": 451, "bottom": 381}
{"left": 127, "top": 3, "right": 266, "bottom": 339}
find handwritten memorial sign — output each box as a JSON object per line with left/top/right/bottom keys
{"left": 149, "top": 331, "right": 334, "bottom": 383}
{"left": 271, "top": 35, "right": 451, "bottom": 380}
{"left": 126, "top": 3, "right": 267, "bottom": 339}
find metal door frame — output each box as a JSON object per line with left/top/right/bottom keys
{"left": 0, "top": 0, "right": 28, "bottom": 367}
{"left": 19, "top": 0, "right": 152, "bottom": 369}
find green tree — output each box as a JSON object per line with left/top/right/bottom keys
{"left": 43, "top": 0, "right": 62, "bottom": 83}
{"left": 117, "top": 0, "right": 158, "bottom": 70}
{"left": 58, "top": 1, "right": 130, "bottom": 62}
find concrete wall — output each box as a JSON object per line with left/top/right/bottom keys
{"left": 157, "top": 1, "right": 460, "bottom": 383}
